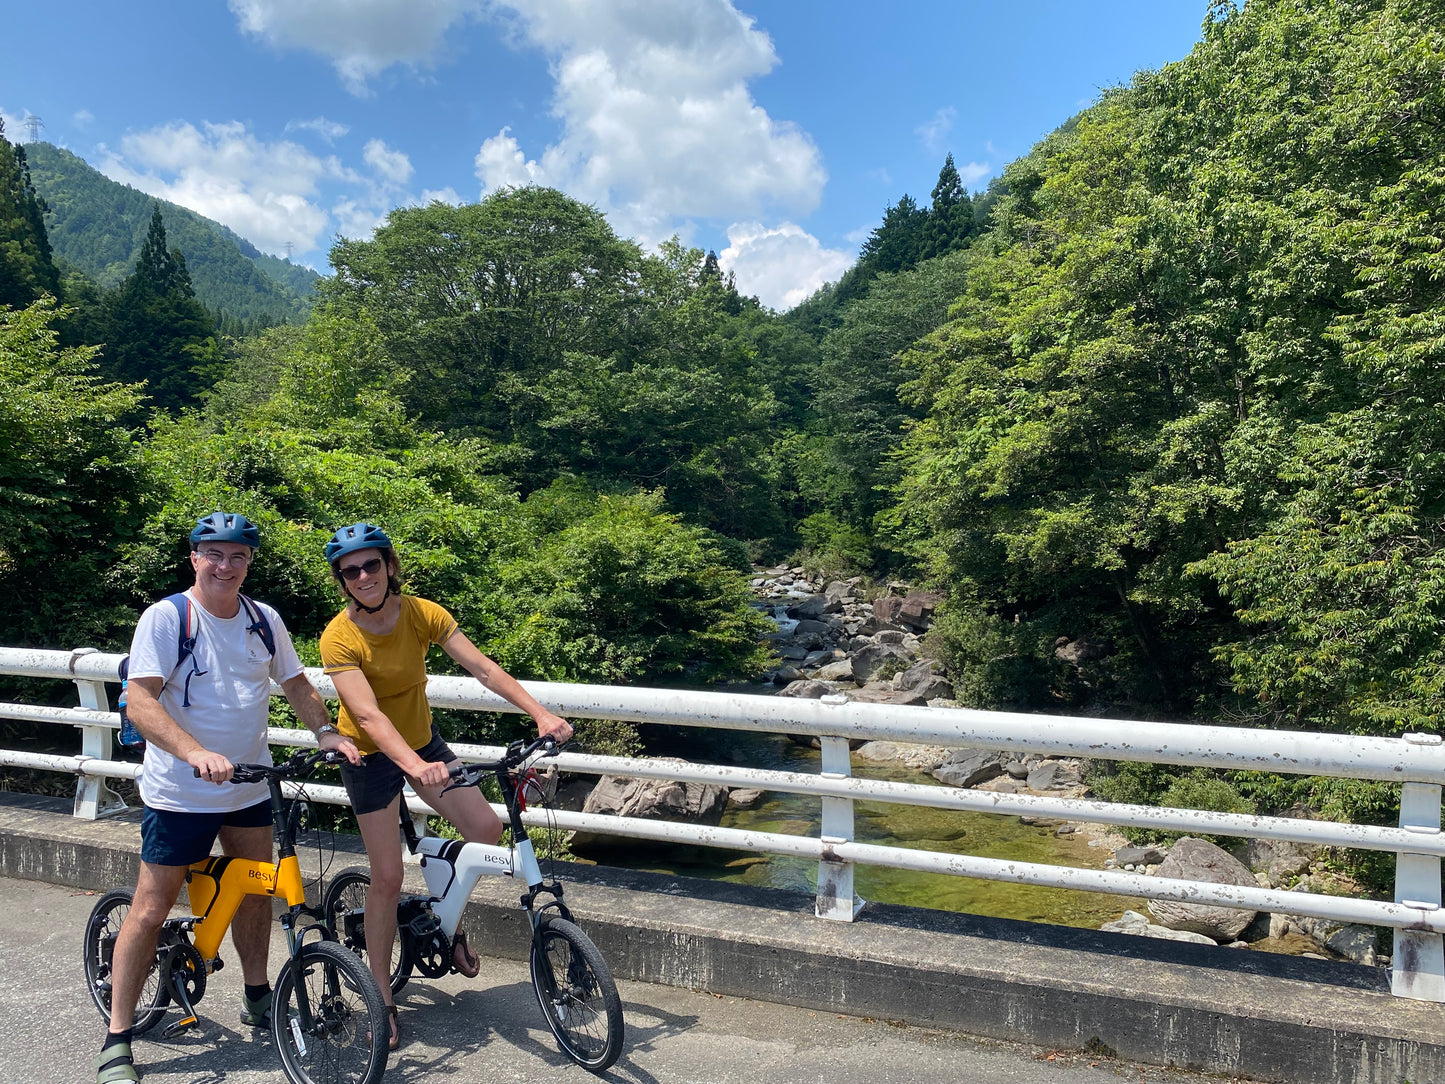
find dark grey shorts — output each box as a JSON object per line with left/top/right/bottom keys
{"left": 339, "top": 726, "right": 457, "bottom": 815}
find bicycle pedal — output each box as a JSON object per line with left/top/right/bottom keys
{"left": 161, "top": 1014, "right": 200, "bottom": 1039}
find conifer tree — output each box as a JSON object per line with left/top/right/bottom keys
{"left": 0, "top": 119, "right": 61, "bottom": 310}
{"left": 920, "top": 154, "right": 974, "bottom": 260}
{"left": 102, "top": 206, "right": 221, "bottom": 410}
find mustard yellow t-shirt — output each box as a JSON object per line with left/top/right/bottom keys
{"left": 319, "top": 595, "right": 459, "bottom": 754}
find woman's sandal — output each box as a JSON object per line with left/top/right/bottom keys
{"left": 370, "top": 1005, "right": 401, "bottom": 1052}
{"left": 451, "top": 930, "right": 481, "bottom": 978}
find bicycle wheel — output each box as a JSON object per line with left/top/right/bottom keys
{"left": 273, "top": 940, "right": 388, "bottom": 1084}
{"left": 321, "top": 866, "right": 413, "bottom": 994}
{"left": 81, "top": 888, "right": 170, "bottom": 1035}
{"left": 529, "top": 915, "right": 624, "bottom": 1072}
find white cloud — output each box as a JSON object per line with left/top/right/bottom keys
{"left": 0, "top": 107, "right": 21, "bottom": 139}
{"left": 286, "top": 116, "right": 350, "bottom": 142}
{"left": 419, "top": 186, "right": 463, "bottom": 206}
{"left": 717, "top": 221, "right": 851, "bottom": 311}
{"left": 915, "top": 106, "right": 956, "bottom": 154}
{"left": 73, "top": 109, "right": 95, "bottom": 129}
{"left": 958, "top": 161, "right": 991, "bottom": 187}
{"left": 228, "top": 0, "right": 484, "bottom": 95}
{"left": 363, "top": 138, "right": 413, "bottom": 185}
{"left": 96, "top": 121, "right": 348, "bottom": 256}
{"left": 473, "top": 0, "right": 826, "bottom": 245}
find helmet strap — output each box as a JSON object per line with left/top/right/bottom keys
{"left": 345, "top": 581, "right": 392, "bottom": 615}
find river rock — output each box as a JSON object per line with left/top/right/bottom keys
{"left": 1148, "top": 837, "right": 1258, "bottom": 941}
{"left": 897, "top": 591, "right": 942, "bottom": 630}
{"left": 824, "top": 581, "right": 854, "bottom": 607}
{"left": 1101, "top": 910, "right": 1217, "bottom": 945}
{"left": 809, "top": 659, "right": 857, "bottom": 682}
{"left": 1054, "top": 636, "right": 1109, "bottom": 665}
{"left": 851, "top": 642, "right": 912, "bottom": 683}
{"left": 874, "top": 630, "right": 909, "bottom": 645}
{"left": 788, "top": 595, "right": 830, "bottom": 619}
{"left": 793, "top": 618, "right": 832, "bottom": 637}
{"left": 776, "top": 679, "right": 836, "bottom": 699}
{"left": 854, "top": 742, "right": 951, "bottom": 771}
{"left": 727, "top": 788, "right": 766, "bottom": 809}
{"left": 1114, "top": 845, "right": 1167, "bottom": 867}
{"left": 572, "top": 775, "right": 729, "bottom": 850}
{"left": 772, "top": 665, "right": 802, "bottom": 684}
{"left": 872, "top": 595, "right": 905, "bottom": 623}
{"left": 933, "top": 750, "right": 1007, "bottom": 788}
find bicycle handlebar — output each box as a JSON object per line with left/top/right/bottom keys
{"left": 192, "top": 748, "right": 347, "bottom": 783}
{"left": 445, "top": 736, "right": 561, "bottom": 784}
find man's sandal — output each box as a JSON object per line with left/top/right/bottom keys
{"left": 452, "top": 930, "right": 481, "bottom": 978}
{"left": 94, "top": 1042, "right": 139, "bottom": 1084}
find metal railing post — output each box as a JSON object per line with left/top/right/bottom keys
{"left": 816, "top": 732, "right": 865, "bottom": 920}
{"left": 68, "top": 648, "right": 127, "bottom": 820}
{"left": 1393, "top": 733, "right": 1445, "bottom": 1000}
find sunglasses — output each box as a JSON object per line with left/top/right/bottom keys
{"left": 338, "top": 557, "right": 386, "bottom": 581}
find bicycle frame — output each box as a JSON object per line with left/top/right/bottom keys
{"left": 398, "top": 749, "right": 564, "bottom": 939}
{"left": 182, "top": 772, "right": 317, "bottom": 963}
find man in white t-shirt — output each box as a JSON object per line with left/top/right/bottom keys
{"left": 95, "top": 512, "right": 360, "bottom": 1084}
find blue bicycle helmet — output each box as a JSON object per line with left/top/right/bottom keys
{"left": 326, "top": 522, "right": 393, "bottom": 565}
{"left": 190, "top": 511, "right": 261, "bottom": 550}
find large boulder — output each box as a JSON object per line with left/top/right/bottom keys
{"left": 933, "top": 750, "right": 1007, "bottom": 788}
{"left": 809, "top": 659, "right": 857, "bottom": 683}
{"left": 890, "top": 661, "right": 954, "bottom": 705}
{"left": 851, "top": 642, "right": 911, "bottom": 683}
{"left": 872, "top": 595, "right": 905, "bottom": 624}
{"left": 776, "top": 679, "right": 836, "bottom": 699}
{"left": 897, "top": 591, "right": 943, "bottom": 630}
{"left": 571, "top": 775, "right": 729, "bottom": 850}
{"left": 1101, "top": 910, "right": 1217, "bottom": 945}
{"left": 788, "top": 595, "right": 830, "bottom": 619}
{"left": 1148, "top": 837, "right": 1258, "bottom": 941}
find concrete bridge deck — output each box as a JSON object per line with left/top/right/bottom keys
{"left": 2, "top": 790, "right": 1440, "bottom": 1084}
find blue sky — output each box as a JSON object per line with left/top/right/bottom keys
{"left": 2, "top": 1, "right": 1207, "bottom": 308}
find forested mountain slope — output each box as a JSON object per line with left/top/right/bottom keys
{"left": 23, "top": 143, "right": 316, "bottom": 326}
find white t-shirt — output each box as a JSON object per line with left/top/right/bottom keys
{"left": 127, "top": 589, "right": 304, "bottom": 813}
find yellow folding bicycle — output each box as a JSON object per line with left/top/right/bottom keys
{"left": 82, "top": 749, "right": 389, "bottom": 1084}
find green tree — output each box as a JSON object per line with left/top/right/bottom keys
{"left": 920, "top": 154, "right": 975, "bottom": 260}
{"left": 102, "top": 206, "right": 223, "bottom": 410}
{"left": 0, "top": 297, "right": 147, "bottom": 648}
{"left": 0, "top": 120, "right": 60, "bottom": 310}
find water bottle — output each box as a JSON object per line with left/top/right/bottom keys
{"left": 117, "top": 657, "right": 145, "bottom": 750}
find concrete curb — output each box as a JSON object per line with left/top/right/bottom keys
{"left": 5, "top": 791, "right": 1442, "bottom": 1083}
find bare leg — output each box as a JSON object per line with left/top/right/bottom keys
{"left": 354, "top": 799, "right": 406, "bottom": 1018}
{"left": 218, "top": 823, "right": 274, "bottom": 986}
{"left": 411, "top": 774, "right": 503, "bottom": 845}
{"left": 410, "top": 776, "right": 502, "bottom": 975}
{"left": 107, "top": 862, "right": 189, "bottom": 1034}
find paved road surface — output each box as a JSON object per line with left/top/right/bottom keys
{"left": 5, "top": 877, "right": 1264, "bottom": 1084}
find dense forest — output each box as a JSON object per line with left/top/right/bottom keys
{"left": 3, "top": 0, "right": 1444, "bottom": 823}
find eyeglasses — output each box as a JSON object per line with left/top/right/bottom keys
{"left": 339, "top": 557, "right": 385, "bottom": 581}
{"left": 197, "top": 549, "right": 252, "bottom": 567}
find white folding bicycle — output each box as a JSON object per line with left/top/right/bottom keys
{"left": 322, "top": 737, "right": 624, "bottom": 1073}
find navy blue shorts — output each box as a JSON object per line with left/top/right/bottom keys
{"left": 140, "top": 799, "right": 272, "bottom": 866}
{"left": 340, "top": 726, "right": 457, "bottom": 815}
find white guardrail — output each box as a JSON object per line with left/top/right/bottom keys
{"left": 1, "top": 645, "right": 1442, "bottom": 1002}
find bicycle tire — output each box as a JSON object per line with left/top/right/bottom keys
{"left": 529, "top": 915, "right": 624, "bottom": 1073}
{"left": 321, "top": 866, "right": 414, "bottom": 995}
{"left": 81, "top": 888, "right": 170, "bottom": 1035}
{"left": 272, "top": 940, "right": 389, "bottom": 1084}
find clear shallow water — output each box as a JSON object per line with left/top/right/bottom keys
{"left": 601, "top": 711, "right": 1145, "bottom": 929}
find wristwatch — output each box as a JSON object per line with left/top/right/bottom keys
{"left": 317, "top": 724, "right": 340, "bottom": 738}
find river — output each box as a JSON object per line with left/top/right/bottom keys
{"left": 590, "top": 701, "right": 1145, "bottom": 929}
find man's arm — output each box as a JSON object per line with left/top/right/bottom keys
{"left": 125, "top": 676, "right": 236, "bottom": 784}
{"left": 279, "top": 672, "right": 361, "bottom": 765}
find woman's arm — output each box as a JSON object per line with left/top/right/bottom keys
{"left": 440, "top": 631, "right": 574, "bottom": 742}
{"left": 329, "top": 667, "right": 450, "bottom": 784}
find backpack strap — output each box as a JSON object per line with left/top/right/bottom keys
{"left": 238, "top": 595, "right": 276, "bottom": 658}
{"left": 164, "top": 593, "right": 205, "bottom": 708}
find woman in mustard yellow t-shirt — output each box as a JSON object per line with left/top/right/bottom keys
{"left": 318, "top": 522, "right": 573, "bottom": 1047}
